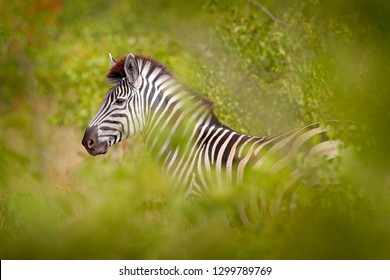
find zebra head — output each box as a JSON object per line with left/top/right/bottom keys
{"left": 82, "top": 53, "right": 144, "bottom": 156}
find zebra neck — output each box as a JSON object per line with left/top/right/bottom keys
{"left": 142, "top": 98, "right": 218, "bottom": 164}
{"left": 141, "top": 75, "right": 216, "bottom": 161}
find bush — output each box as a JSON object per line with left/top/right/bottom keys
{"left": 1, "top": 0, "right": 389, "bottom": 259}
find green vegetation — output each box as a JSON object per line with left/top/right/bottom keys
{"left": 1, "top": 0, "right": 389, "bottom": 259}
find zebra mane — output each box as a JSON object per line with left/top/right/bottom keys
{"left": 106, "top": 56, "right": 127, "bottom": 83}
{"left": 107, "top": 54, "right": 172, "bottom": 84}
{"left": 106, "top": 54, "right": 221, "bottom": 126}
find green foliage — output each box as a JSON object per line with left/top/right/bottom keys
{"left": 1, "top": 0, "right": 390, "bottom": 259}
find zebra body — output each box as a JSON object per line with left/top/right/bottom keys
{"left": 82, "top": 53, "right": 341, "bottom": 223}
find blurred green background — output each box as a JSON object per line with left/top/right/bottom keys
{"left": 1, "top": 0, "right": 389, "bottom": 259}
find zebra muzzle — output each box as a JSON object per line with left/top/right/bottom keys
{"left": 82, "top": 126, "right": 108, "bottom": 156}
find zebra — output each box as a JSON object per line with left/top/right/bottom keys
{"left": 82, "top": 53, "right": 342, "bottom": 224}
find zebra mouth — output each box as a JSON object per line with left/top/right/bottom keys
{"left": 86, "top": 144, "right": 108, "bottom": 156}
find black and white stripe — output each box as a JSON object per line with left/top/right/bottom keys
{"left": 82, "top": 53, "right": 341, "bottom": 224}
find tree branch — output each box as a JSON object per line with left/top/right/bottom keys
{"left": 250, "top": 0, "right": 287, "bottom": 27}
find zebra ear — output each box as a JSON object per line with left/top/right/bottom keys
{"left": 109, "top": 53, "right": 116, "bottom": 67}
{"left": 124, "top": 54, "right": 139, "bottom": 84}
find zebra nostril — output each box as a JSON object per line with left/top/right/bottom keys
{"left": 82, "top": 126, "right": 99, "bottom": 151}
{"left": 87, "top": 139, "right": 95, "bottom": 148}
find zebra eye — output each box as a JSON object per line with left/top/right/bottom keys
{"left": 115, "top": 98, "right": 126, "bottom": 105}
